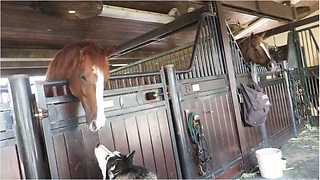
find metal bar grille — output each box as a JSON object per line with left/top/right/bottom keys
{"left": 111, "top": 13, "right": 226, "bottom": 79}
{"left": 111, "top": 44, "right": 194, "bottom": 75}
{"left": 177, "top": 13, "right": 226, "bottom": 79}
{"left": 295, "top": 26, "right": 319, "bottom": 123}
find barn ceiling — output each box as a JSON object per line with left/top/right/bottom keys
{"left": 1, "top": 1, "right": 319, "bottom": 77}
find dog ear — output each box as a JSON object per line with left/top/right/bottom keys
{"left": 126, "top": 150, "right": 136, "bottom": 162}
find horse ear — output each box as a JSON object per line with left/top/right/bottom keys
{"left": 104, "top": 45, "right": 117, "bottom": 57}
{"left": 250, "top": 32, "right": 255, "bottom": 38}
{"left": 259, "top": 31, "right": 266, "bottom": 39}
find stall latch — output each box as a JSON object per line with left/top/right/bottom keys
{"left": 34, "top": 108, "right": 48, "bottom": 119}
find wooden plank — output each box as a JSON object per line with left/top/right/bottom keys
{"left": 157, "top": 109, "right": 178, "bottom": 179}
{"left": 98, "top": 122, "right": 115, "bottom": 152}
{"left": 112, "top": 5, "right": 209, "bottom": 57}
{"left": 258, "top": 1, "right": 294, "bottom": 21}
{"left": 147, "top": 112, "right": 167, "bottom": 178}
{"left": 264, "top": 15, "right": 319, "bottom": 38}
{"left": 136, "top": 113, "right": 156, "bottom": 173}
{"left": 65, "top": 129, "right": 88, "bottom": 179}
{"left": 82, "top": 129, "right": 100, "bottom": 179}
{"left": 1, "top": 49, "right": 58, "bottom": 58}
{"left": 1, "top": 68, "right": 47, "bottom": 77}
{"left": 111, "top": 120, "right": 129, "bottom": 154}
{"left": 215, "top": 96, "right": 229, "bottom": 164}
{"left": 203, "top": 98, "right": 220, "bottom": 169}
{"left": 1, "top": 61, "right": 50, "bottom": 69}
{"left": 124, "top": 117, "right": 144, "bottom": 166}
{"left": 53, "top": 134, "right": 71, "bottom": 178}
{"left": 222, "top": 1, "right": 295, "bottom": 22}
{"left": 221, "top": 95, "right": 241, "bottom": 159}
{"left": 0, "top": 145, "right": 21, "bottom": 179}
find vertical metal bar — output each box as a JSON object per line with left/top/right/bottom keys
{"left": 275, "top": 84, "right": 284, "bottom": 129}
{"left": 203, "top": 19, "right": 213, "bottom": 76}
{"left": 8, "top": 74, "right": 45, "bottom": 179}
{"left": 251, "top": 64, "right": 270, "bottom": 148}
{"left": 300, "top": 31, "right": 308, "bottom": 67}
{"left": 160, "top": 67, "right": 182, "bottom": 179}
{"left": 34, "top": 81, "right": 58, "bottom": 178}
{"left": 207, "top": 17, "right": 217, "bottom": 75}
{"left": 212, "top": 18, "right": 223, "bottom": 75}
{"left": 308, "top": 31, "right": 316, "bottom": 67}
{"left": 294, "top": 30, "right": 313, "bottom": 123}
{"left": 215, "top": 16, "right": 226, "bottom": 74}
{"left": 214, "top": 1, "right": 249, "bottom": 172}
{"left": 302, "top": 31, "right": 310, "bottom": 67}
{"left": 280, "top": 83, "right": 291, "bottom": 127}
{"left": 200, "top": 26, "right": 208, "bottom": 77}
{"left": 163, "top": 65, "right": 193, "bottom": 178}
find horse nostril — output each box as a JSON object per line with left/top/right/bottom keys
{"left": 90, "top": 120, "right": 97, "bottom": 131}
{"left": 268, "top": 62, "right": 275, "bottom": 68}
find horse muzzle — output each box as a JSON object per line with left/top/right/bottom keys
{"left": 88, "top": 117, "right": 106, "bottom": 132}
{"left": 267, "top": 61, "right": 277, "bottom": 71}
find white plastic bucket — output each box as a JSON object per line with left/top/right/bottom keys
{"left": 255, "top": 148, "right": 283, "bottom": 179}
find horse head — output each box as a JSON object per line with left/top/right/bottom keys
{"left": 46, "top": 42, "right": 116, "bottom": 131}
{"left": 240, "top": 32, "right": 277, "bottom": 71}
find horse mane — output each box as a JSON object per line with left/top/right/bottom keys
{"left": 46, "top": 41, "right": 109, "bottom": 81}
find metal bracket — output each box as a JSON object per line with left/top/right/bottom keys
{"left": 34, "top": 107, "right": 48, "bottom": 119}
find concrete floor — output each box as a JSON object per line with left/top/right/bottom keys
{"left": 241, "top": 127, "right": 319, "bottom": 179}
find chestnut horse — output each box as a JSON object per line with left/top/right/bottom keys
{"left": 239, "top": 32, "right": 277, "bottom": 71}
{"left": 46, "top": 41, "right": 115, "bottom": 131}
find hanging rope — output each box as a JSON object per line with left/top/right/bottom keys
{"left": 282, "top": 68, "right": 307, "bottom": 124}
{"left": 272, "top": 32, "right": 278, "bottom": 52}
{"left": 187, "top": 112, "right": 211, "bottom": 176}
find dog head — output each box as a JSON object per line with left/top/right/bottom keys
{"left": 95, "top": 144, "right": 135, "bottom": 180}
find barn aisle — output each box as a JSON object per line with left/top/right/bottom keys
{"left": 280, "top": 127, "right": 319, "bottom": 179}
{"left": 242, "top": 127, "right": 319, "bottom": 179}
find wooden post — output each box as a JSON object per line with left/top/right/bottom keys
{"left": 214, "top": 2, "right": 250, "bottom": 172}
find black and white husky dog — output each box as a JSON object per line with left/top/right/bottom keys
{"left": 95, "top": 144, "right": 157, "bottom": 179}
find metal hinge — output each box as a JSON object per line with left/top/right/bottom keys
{"left": 34, "top": 108, "right": 48, "bottom": 119}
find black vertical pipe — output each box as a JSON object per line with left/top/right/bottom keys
{"left": 163, "top": 65, "right": 193, "bottom": 179}
{"left": 8, "top": 74, "right": 45, "bottom": 179}
{"left": 282, "top": 61, "right": 298, "bottom": 137}
{"left": 251, "top": 64, "right": 270, "bottom": 148}
{"left": 214, "top": 1, "right": 249, "bottom": 172}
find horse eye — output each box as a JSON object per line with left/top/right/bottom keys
{"left": 80, "top": 75, "right": 87, "bottom": 81}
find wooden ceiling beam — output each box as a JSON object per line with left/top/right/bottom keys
{"left": 1, "top": 68, "right": 48, "bottom": 77}
{"left": 1, "top": 66, "right": 120, "bottom": 78}
{"left": 2, "top": 48, "right": 156, "bottom": 61}
{"left": 264, "top": 15, "right": 319, "bottom": 38}
{"left": 0, "top": 58, "right": 139, "bottom": 69}
{"left": 111, "top": 4, "right": 209, "bottom": 57}
{"left": 1, "top": 61, "right": 50, "bottom": 69}
{"left": 222, "top": 1, "right": 295, "bottom": 22}
{"left": 1, "top": 49, "right": 58, "bottom": 58}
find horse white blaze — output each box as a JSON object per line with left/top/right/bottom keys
{"left": 259, "top": 42, "right": 272, "bottom": 59}
{"left": 93, "top": 65, "right": 106, "bottom": 130}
